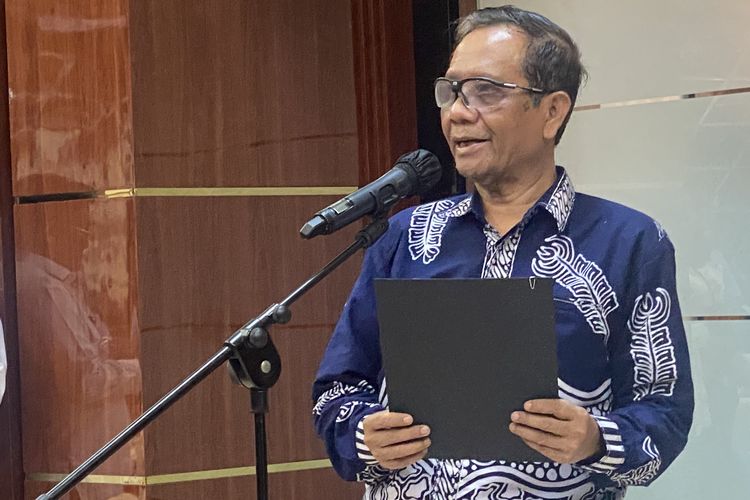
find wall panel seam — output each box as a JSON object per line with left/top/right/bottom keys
{"left": 27, "top": 458, "right": 334, "bottom": 486}
{"left": 575, "top": 86, "right": 750, "bottom": 112}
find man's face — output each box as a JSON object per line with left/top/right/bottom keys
{"left": 441, "top": 25, "right": 550, "bottom": 187}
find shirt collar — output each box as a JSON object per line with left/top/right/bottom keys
{"left": 447, "top": 166, "right": 576, "bottom": 233}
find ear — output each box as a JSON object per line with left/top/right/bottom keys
{"left": 542, "top": 91, "right": 572, "bottom": 141}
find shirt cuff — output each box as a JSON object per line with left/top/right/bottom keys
{"left": 355, "top": 416, "right": 379, "bottom": 465}
{"left": 578, "top": 415, "right": 626, "bottom": 474}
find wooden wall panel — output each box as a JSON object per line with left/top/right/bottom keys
{"left": 24, "top": 481, "right": 144, "bottom": 500}
{"left": 0, "top": 1, "right": 24, "bottom": 497}
{"left": 130, "top": 0, "right": 358, "bottom": 187}
{"left": 25, "top": 470, "right": 364, "bottom": 500}
{"left": 5, "top": 0, "right": 134, "bottom": 197}
{"left": 8, "top": 1, "right": 419, "bottom": 498}
{"left": 460, "top": 0, "right": 477, "bottom": 16}
{"left": 134, "top": 196, "right": 359, "bottom": 334}
{"left": 352, "top": 0, "right": 418, "bottom": 185}
{"left": 146, "top": 470, "right": 364, "bottom": 500}
{"left": 134, "top": 196, "right": 360, "bottom": 473}
{"left": 14, "top": 198, "right": 144, "bottom": 476}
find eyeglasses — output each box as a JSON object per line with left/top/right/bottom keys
{"left": 434, "top": 77, "right": 548, "bottom": 112}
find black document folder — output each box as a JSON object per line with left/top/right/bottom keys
{"left": 375, "top": 278, "right": 558, "bottom": 462}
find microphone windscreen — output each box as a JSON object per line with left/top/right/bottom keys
{"left": 395, "top": 149, "right": 442, "bottom": 195}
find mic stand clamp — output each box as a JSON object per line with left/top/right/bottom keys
{"left": 226, "top": 307, "right": 286, "bottom": 500}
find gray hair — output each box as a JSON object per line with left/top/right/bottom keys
{"left": 455, "top": 5, "right": 587, "bottom": 144}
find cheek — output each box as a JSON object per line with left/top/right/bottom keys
{"left": 440, "top": 113, "right": 451, "bottom": 142}
{"left": 483, "top": 119, "right": 508, "bottom": 150}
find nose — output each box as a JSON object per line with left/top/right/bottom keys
{"left": 446, "top": 92, "right": 478, "bottom": 122}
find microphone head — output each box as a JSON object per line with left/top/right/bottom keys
{"left": 394, "top": 149, "right": 442, "bottom": 195}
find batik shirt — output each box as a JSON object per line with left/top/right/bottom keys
{"left": 313, "top": 167, "right": 694, "bottom": 500}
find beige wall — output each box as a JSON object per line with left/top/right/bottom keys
{"left": 480, "top": 1, "right": 750, "bottom": 497}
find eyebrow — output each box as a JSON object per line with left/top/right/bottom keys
{"left": 443, "top": 73, "right": 510, "bottom": 83}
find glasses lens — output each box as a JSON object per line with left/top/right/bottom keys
{"left": 463, "top": 80, "right": 507, "bottom": 110}
{"left": 434, "top": 79, "right": 456, "bottom": 108}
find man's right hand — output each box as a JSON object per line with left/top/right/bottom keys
{"left": 362, "top": 411, "right": 432, "bottom": 470}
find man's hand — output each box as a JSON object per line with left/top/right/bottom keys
{"left": 508, "top": 399, "right": 602, "bottom": 464}
{"left": 362, "top": 411, "right": 431, "bottom": 470}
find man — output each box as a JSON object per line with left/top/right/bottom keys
{"left": 313, "top": 5, "right": 693, "bottom": 499}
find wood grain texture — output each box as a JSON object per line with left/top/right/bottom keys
{"left": 130, "top": 0, "right": 358, "bottom": 188}
{"left": 6, "top": 0, "right": 135, "bottom": 196}
{"left": 0, "top": 1, "right": 24, "bottom": 497}
{"left": 134, "top": 196, "right": 360, "bottom": 472}
{"left": 459, "top": 0, "right": 477, "bottom": 17}
{"left": 145, "top": 469, "right": 364, "bottom": 500}
{"left": 25, "top": 468, "right": 363, "bottom": 500}
{"left": 351, "top": 0, "right": 419, "bottom": 185}
{"left": 10, "top": 3, "right": 422, "bottom": 499}
{"left": 14, "top": 198, "right": 144, "bottom": 476}
{"left": 24, "top": 481, "right": 143, "bottom": 500}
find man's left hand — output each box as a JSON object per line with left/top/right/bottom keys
{"left": 508, "top": 399, "right": 602, "bottom": 464}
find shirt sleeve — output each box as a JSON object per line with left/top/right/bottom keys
{"left": 579, "top": 231, "right": 694, "bottom": 486}
{"left": 311, "top": 225, "right": 399, "bottom": 481}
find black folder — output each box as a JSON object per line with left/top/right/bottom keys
{"left": 375, "top": 278, "right": 558, "bottom": 462}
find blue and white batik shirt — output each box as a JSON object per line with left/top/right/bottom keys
{"left": 313, "top": 167, "right": 694, "bottom": 500}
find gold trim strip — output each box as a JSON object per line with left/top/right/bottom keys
{"left": 28, "top": 473, "right": 146, "bottom": 486}
{"left": 17, "top": 187, "right": 357, "bottom": 204}
{"left": 575, "top": 86, "right": 750, "bottom": 112}
{"left": 104, "top": 188, "right": 135, "bottom": 198}
{"left": 130, "top": 187, "right": 357, "bottom": 197}
{"left": 28, "top": 459, "right": 333, "bottom": 487}
{"left": 268, "top": 458, "right": 332, "bottom": 474}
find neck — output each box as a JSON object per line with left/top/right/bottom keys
{"left": 474, "top": 162, "right": 557, "bottom": 236}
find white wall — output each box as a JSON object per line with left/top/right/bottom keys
{"left": 477, "top": 1, "right": 750, "bottom": 497}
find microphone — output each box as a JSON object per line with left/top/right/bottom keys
{"left": 299, "top": 149, "right": 442, "bottom": 239}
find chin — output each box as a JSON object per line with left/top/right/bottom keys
{"left": 455, "top": 160, "right": 490, "bottom": 183}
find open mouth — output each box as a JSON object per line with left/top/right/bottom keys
{"left": 456, "top": 139, "right": 487, "bottom": 149}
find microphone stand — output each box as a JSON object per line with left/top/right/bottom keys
{"left": 36, "top": 216, "right": 390, "bottom": 500}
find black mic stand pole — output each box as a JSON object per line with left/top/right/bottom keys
{"left": 36, "top": 217, "right": 389, "bottom": 500}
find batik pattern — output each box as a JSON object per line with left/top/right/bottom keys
{"left": 356, "top": 378, "right": 392, "bottom": 465}
{"left": 313, "top": 380, "right": 376, "bottom": 416}
{"left": 653, "top": 220, "right": 666, "bottom": 241}
{"left": 609, "top": 437, "right": 661, "bottom": 486}
{"left": 481, "top": 226, "right": 523, "bottom": 279}
{"left": 532, "top": 235, "right": 619, "bottom": 341}
{"left": 628, "top": 288, "right": 677, "bottom": 400}
{"left": 545, "top": 173, "right": 576, "bottom": 231}
{"left": 360, "top": 380, "right": 621, "bottom": 499}
{"left": 446, "top": 195, "right": 472, "bottom": 218}
{"left": 558, "top": 378, "right": 613, "bottom": 416}
{"left": 314, "top": 169, "right": 692, "bottom": 497}
{"left": 408, "top": 200, "right": 457, "bottom": 264}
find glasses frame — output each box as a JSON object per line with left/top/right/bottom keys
{"left": 434, "top": 76, "right": 549, "bottom": 110}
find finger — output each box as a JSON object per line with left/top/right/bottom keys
{"left": 364, "top": 411, "right": 416, "bottom": 431}
{"left": 509, "top": 422, "right": 564, "bottom": 451}
{"left": 368, "top": 424, "right": 431, "bottom": 448}
{"left": 380, "top": 447, "right": 430, "bottom": 470}
{"left": 375, "top": 437, "right": 432, "bottom": 463}
{"left": 523, "top": 399, "right": 577, "bottom": 420}
{"left": 510, "top": 411, "right": 566, "bottom": 436}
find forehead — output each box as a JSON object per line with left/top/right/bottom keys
{"left": 447, "top": 25, "right": 528, "bottom": 80}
